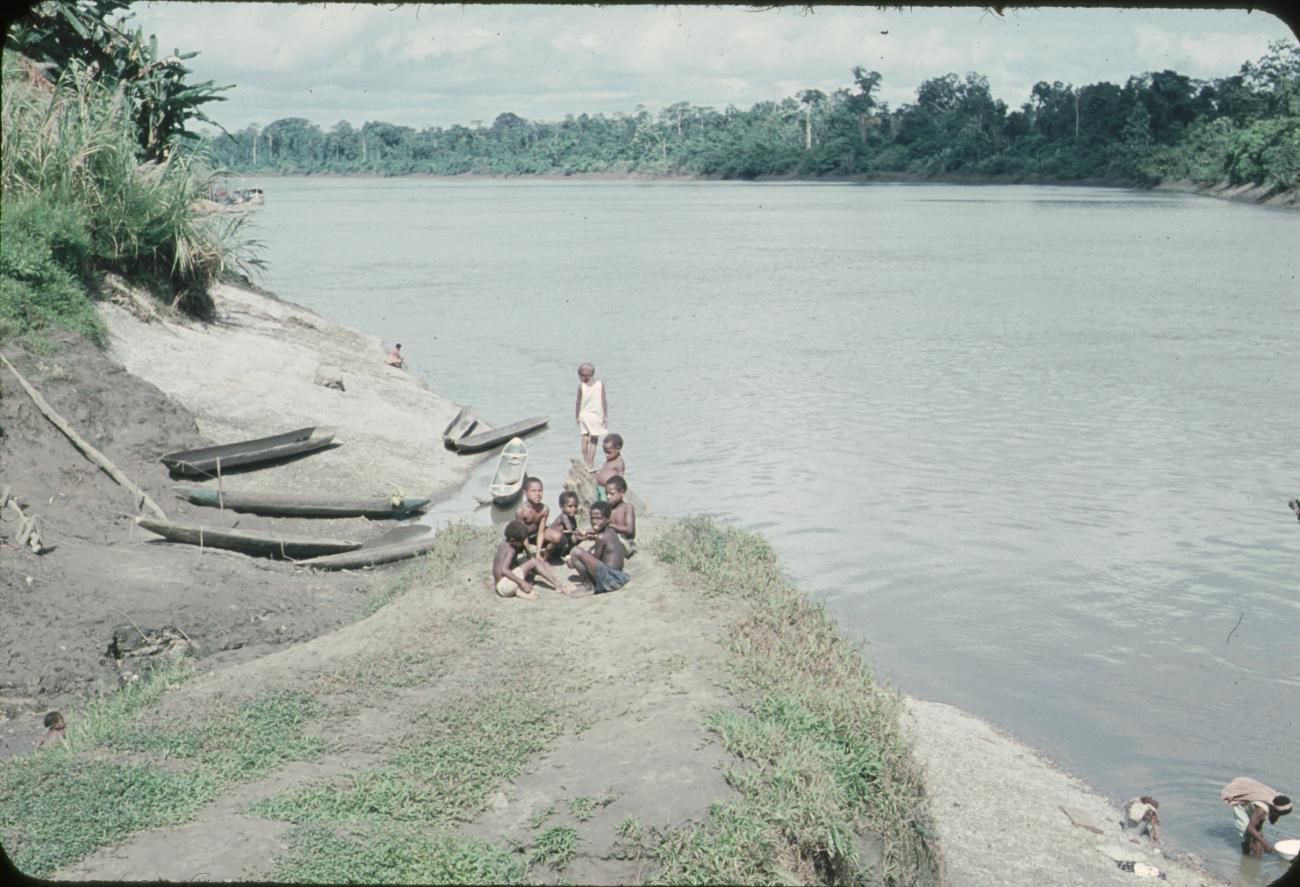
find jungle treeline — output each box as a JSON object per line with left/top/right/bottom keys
{"left": 203, "top": 42, "right": 1300, "bottom": 190}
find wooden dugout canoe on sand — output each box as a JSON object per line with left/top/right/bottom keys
{"left": 161, "top": 426, "right": 337, "bottom": 476}
{"left": 488, "top": 438, "right": 529, "bottom": 506}
{"left": 441, "top": 406, "right": 479, "bottom": 450}
{"left": 450, "top": 415, "right": 548, "bottom": 454}
{"left": 135, "top": 518, "right": 362, "bottom": 559}
{"left": 297, "top": 524, "right": 436, "bottom": 570}
{"left": 173, "top": 486, "right": 430, "bottom": 518}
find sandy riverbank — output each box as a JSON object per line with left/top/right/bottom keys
{"left": 1, "top": 281, "right": 1241, "bottom": 884}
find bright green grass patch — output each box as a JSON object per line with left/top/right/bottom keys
{"left": 269, "top": 822, "right": 524, "bottom": 884}
{"left": 108, "top": 688, "right": 330, "bottom": 782}
{"left": 0, "top": 752, "right": 217, "bottom": 878}
{"left": 569, "top": 791, "right": 617, "bottom": 822}
{"left": 61, "top": 658, "right": 194, "bottom": 751}
{"left": 250, "top": 674, "right": 580, "bottom": 826}
{"left": 652, "top": 517, "right": 940, "bottom": 885}
{"left": 529, "top": 824, "right": 580, "bottom": 870}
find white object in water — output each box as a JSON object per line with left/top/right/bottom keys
{"left": 1276, "top": 838, "right": 1300, "bottom": 861}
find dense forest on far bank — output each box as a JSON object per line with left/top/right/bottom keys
{"left": 203, "top": 41, "right": 1300, "bottom": 190}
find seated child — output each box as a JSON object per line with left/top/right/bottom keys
{"left": 594, "top": 433, "right": 625, "bottom": 501}
{"left": 513, "top": 482, "right": 571, "bottom": 590}
{"left": 546, "top": 490, "right": 589, "bottom": 561}
{"left": 567, "top": 501, "right": 630, "bottom": 594}
{"left": 604, "top": 475, "right": 636, "bottom": 557}
{"left": 493, "top": 520, "right": 548, "bottom": 599}
{"left": 37, "top": 710, "right": 65, "bottom": 748}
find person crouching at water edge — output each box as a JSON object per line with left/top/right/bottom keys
{"left": 567, "top": 501, "right": 630, "bottom": 595}
{"left": 1122, "top": 796, "right": 1160, "bottom": 841}
{"left": 386, "top": 343, "right": 405, "bottom": 368}
{"left": 1221, "top": 776, "right": 1292, "bottom": 857}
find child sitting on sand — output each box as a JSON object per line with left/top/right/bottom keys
{"left": 567, "top": 501, "right": 630, "bottom": 594}
{"left": 493, "top": 520, "right": 552, "bottom": 599}
{"left": 512, "top": 480, "right": 569, "bottom": 590}
{"left": 595, "top": 433, "right": 625, "bottom": 502}
{"left": 37, "top": 711, "right": 65, "bottom": 748}
{"left": 605, "top": 475, "right": 636, "bottom": 558}
{"left": 385, "top": 343, "right": 405, "bottom": 368}
{"left": 546, "top": 490, "right": 589, "bottom": 561}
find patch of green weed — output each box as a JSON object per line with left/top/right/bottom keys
{"left": 529, "top": 825, "right": 579, "bottom": 870}
{"left": 269, "top": 822, "right": 524, "bottom": 884}
{"left": 568, "top": 791, "right": 617, "bottom": 822}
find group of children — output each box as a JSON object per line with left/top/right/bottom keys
{"left": 492, "top": 363, "right": 636, "bottom": 599}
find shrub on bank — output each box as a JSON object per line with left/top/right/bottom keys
{"left": 1, "top": 50, "right": 263, "bottom": 345}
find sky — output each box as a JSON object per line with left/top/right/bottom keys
{"left": 117, "top": 2, "right": 1299, "bottom": 133}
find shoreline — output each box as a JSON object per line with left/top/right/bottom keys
{"left": 237, "top": 168, "right": 1299, "bottom": 209}
{"left": 1, "top": 281, "right": 1243, "bottom": 884}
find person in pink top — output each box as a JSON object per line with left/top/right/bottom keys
{"left": 386, "top": 343, "right": 405, "bottom": 368}
{"left": 574, "top": 362, "right": 607, "bottom": 470}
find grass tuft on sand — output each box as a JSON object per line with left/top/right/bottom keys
{"left": 269, "top": 823, "right": 525, "bottom": 884}
{"left": 651, "top": 516, "right": 942, "bottom": 885}
{"left": 249, "top": 670, "right": 583, "bottom": 826}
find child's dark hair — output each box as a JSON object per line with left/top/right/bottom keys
{"left": 524, "top": 476, "right": 542, "bottom": 490}
{"left": 605, "top": 475, "right": 627, "bottom": 493}
{"left": 504, "top": 520, "right": 529, "bottom": 542}
{"left": 43, "top": 711, "right": 63, "bottom": 729}
{"left": 590, "top": 500, "right": 613, "bottom": 518}
{"left": 558, "top": 490, "right": 579, "bottom": 506}
{"left": 605, "top": 433, "right": 623, "bottom": 449}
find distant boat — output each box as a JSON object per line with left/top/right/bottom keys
{"left": 298, "top": 524, "right": 437, "bottom": 570}
{"left": 161, "top": 426, "right": 336, "bottom": 477}
{"left": 487, "top": 437, "right": 529, "bottom": 506}
{"left": 173, "top": 486, "right": 429, "bottom": 518}
{"left": 451, "top": 415, "right": 548, "bottom": 454}
{"left": 136, "top": 517, "right": 361, "bottom": 559}
{"left": 442, "top": 406, "right": 479, "bottom": 450}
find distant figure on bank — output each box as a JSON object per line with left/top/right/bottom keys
{"left": 1122, "top": 796, "right": 1160, "bottom": 841}
{"left": 492, "top": 520, "right": 551, "bottom": 599}
{"left": 567, "top": 501, "right": 630, "bottom": 594}
{"left": 1221, "top": 776, "right": 1292, "bottom": 857}
{"left": 605, "top": 475, "right": 636, "bottom": 558}
{"left": 386, "top": 343, "right": 405, "bottom": 368}
{"left": 595, "top": 433, "right": 625, "bottom": 501}
{"left": 37, "top": 711, "right": 65, "bottom": 748}
{"left": 1289, "top": 498, "right": 1300, "bottom": 521}
{"left": 575, "top": 362, "right": 607, "bottom": 471}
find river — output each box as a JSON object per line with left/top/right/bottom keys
{"left": 247, "top": 176, "right": 1299, "bottom": 882}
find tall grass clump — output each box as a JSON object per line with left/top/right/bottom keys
{"left": 653, "top": 517, "right": 943, "bottom": 885}
{"left": 1, "top": 50, "right": 263, "bottom": 343}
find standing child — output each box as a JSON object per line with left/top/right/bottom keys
{"left": 567, "top": 501, "right": 630, "bottom": 594}
{"left": 575, "top": 362, "right": 607, "bottom": 471}
{"left": 605, "top": 475, "right": 637, "bottom": 558}
{"left": 594, "top": 433, "right": 625, "bottom": 502}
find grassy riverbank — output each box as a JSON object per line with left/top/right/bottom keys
{"left": 0, "top": 516, "right": 940, "bottom": 883}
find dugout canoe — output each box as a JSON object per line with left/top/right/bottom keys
{"left": 161, "top": 426, "right": 337, "bottom": 476}
{"left": 487, "top": 437, "right": 529, "bottom": 506}
{"left": 297, "top": 524, "right": 436, "bottom": 570}
{"left": 135, "top": 517, "right": 362, "bottom": 559}
{"left": 441, "top": 406, "right": 479, "bottom": 450}
{"left": 450, "top": 415, "right": 548, "bottom": 454}
{"left": 173, "top": 486, "right": 429, "bottom": 518}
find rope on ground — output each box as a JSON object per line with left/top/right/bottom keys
{"left": 1, "top": 352, "right": 168, "bottom": 521}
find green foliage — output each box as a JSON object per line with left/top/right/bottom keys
{"left": 0, "top": 751, "right": 216, "bottom": 877}
{"left": 2, "top": 48, "right": 264, "bottom": 331}
{"left": 6, "top": 0, "right": 229, "bottom": 161}
{"left": 249, "top": 676, "right": 577, "bottom": 825}
{"left": 198, "top": 44, "right": 1298, "bottom": 192}
{"left": 61, "top": 657, "right": 193, "bottom": 751}
{"left": 651, "top": 517, "right": 940, "bottom": 885}
{"left": 568, "top": 791, "right": 617, "bottom": 822}
{"left": 0, "top": 194, "right": 103, "bottom": 344}
{"left": 529, "top": 825, "right": 580, "bottom": 870}
{"left": 269, "top": 823, "right": 525, "bottom": 884}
